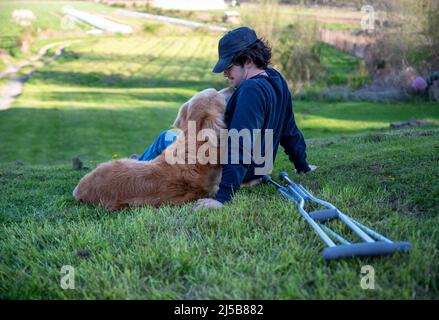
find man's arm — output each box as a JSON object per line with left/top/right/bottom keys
{"left": 214, "top": 84, "right": 265, "bottom": 204}
{"left": 280, "top": 96, "right": 310, "bottom": 173}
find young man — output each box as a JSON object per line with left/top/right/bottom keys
{"left": 193, "top": 27, "right": 315, "bottom": 209}
{"left": 136, "top": 27, "right": 315, "bottom": 209}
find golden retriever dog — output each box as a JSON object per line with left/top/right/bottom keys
{"left": 73, "top": 88, "right": 233, "bottom": 211}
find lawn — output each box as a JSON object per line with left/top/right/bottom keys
{"left": 1, "top": 129, "right": 438, "bottom": 299}
{"left": 1, "top": 2, "right": 439, "bottom": 300}
{"left": 128, "top": 2, "right": 364, "bottom": 31}
{"left": 0, "top": 0, "right": 116, "bottom": 56}
{"left": 315, "top": 43, "right": 369, "bottom": 89}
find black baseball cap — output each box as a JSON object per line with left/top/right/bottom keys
{"left": 212, "top": 27, "right": 258, "bottom": 73}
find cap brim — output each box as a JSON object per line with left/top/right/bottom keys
{"left": 212, "top": 56, "right": 233, "bottom": 73}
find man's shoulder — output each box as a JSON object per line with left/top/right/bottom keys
{"left": 237, "top": 73, "right": 271, "bottom": 93}
{"left": 239, "top": 77, "right": 264, "bottom": 88}
{"left": 234, "top": 80, "right": 267, "bottom": 103}
{"left": 233, "top": 67, "right": 289, "bottom": 100}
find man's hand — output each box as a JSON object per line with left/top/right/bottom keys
{"left": 193, "top": 198, "right": 224, "bottom": 211}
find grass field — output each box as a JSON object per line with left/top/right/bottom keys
{"left": 1, "top": 1, "right": 439, "bottom": 300}
{"left": 1, "top": 129, "right": 438, "bottom": 299}
{"left": 0, "top": 1, "right": 116, "bottom": 55}
{"left": 132, "top": 2, "right": 363, "bottom": 31}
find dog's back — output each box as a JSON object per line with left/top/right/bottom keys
{"left": 73, "top": 88, "right": 231, "bottom": 211}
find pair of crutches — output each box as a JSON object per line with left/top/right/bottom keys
{"left": 263, "top": 172, "right": 412, "bottom": 260}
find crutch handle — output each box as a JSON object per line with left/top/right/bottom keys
{"left": 262, "top": 175, "right": 283, "bottom": 189}
{"left": 279, "top": 170, "right": 289, "bottom": 180}
{"left": 262, "top": 175, "right": 272, "bottom": 184}
{"left": 323, "top": 241, "right": 413, "bottom": 260}
{"left": 279, "top": 170, "right": 294, "bottom": 184}
{"left": 309, "top": 209, "right": 339, "bottom": 222}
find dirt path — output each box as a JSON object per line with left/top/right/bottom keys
{"left": 0, "top": 41, "right": 75, "bottom": 110}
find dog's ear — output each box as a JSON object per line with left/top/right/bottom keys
{"left": 200, "top": 107, "right": 225, "bottom": 133}
{"left": 218, "top": 87, "right": 234, "bottom": 104}
{"left": 199, "top": 114, "right": 225, "bottom": 138}
{"left": 184, "top": 91, "right": 226, "bottom": 134}
{"left": 173, "top": 102, "right": 189, "bottom": 129}
{"left": 197, "top": 112, "right": 225, "bottom": 153}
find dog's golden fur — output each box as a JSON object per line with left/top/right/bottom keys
{"left": 73, "top": 88, "right": 233, "bottom": 211}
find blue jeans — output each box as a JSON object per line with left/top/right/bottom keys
{"left": 138, "top": 130, "right": 177, "bottom": 161}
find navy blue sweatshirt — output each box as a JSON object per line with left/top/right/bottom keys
{"left": 214, "top": 67, "right": 309, "bottom": 204}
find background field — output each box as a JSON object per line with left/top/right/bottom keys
{"left": 0, "top": 0, "right": 438, "bottom": 299}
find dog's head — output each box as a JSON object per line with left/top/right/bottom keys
{"left": 173, "top": 88, "right": 233, "bottom": 133}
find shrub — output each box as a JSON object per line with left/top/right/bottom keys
{"left": 244, "top": 0, "right": 325, "bottom": 93}
{"left": 17, "top": 25, "right": 37, "bottom": 54}
{"left": 142, "top": 23, "right": 163, "bottom": 34}
{"left": 275, "top": 23, "right": 324, "bottom": 93}
{"left": 367, "top": 0, "right": 438, "bottom": 78}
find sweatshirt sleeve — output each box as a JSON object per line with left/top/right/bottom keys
{"left": 214, "top": 83, "right": 265, "bottom": 203}
{"left": 280, "top": 93, "right": 310, "bottom": 173}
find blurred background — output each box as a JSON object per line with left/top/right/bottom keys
{"left": 0, "top": 0, "right": 438, "bottom": 164}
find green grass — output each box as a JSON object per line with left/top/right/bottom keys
{"left": 136, "top": 3, "right": 363, "bottom": 31}
{"left": 0, "top": 0, "right": 114, "bottom": 38}
{"left": 1, "top": 35, "right": 437, "bottom": 162}
{"left": 315, "top": 43, "right": 369, "bottom": 89}
{"left": 1, "top": 4, "right": 439, "bottom": 299}
{"left": 0, "top": 35, "right": 223, "bottom": 164}
{"left": 1, "top": 130, "right": 438, "bottom": 299}
{"left": 295, "top": 100, "right": 439, "bottom": 138}
{"left": 272, "top": 4, "right": 362, "bottom": 31}
{"left": 0, "top": 0, "right": 120, "bottom": 60}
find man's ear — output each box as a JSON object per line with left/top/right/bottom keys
{"left": 244, "top": 58, "right": 254, "bottom": 69}
{"left": 173, "top": 102, "right": 189, "bottom": 129}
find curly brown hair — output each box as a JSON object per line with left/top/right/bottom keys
{"left": 231, "top": 38, "right": 272, "bottom": 69}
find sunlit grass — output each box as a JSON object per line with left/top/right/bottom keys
{"left": 1, "top": 2, "right": 439, "bottom": 300}
{"left": 295, "top": 99, "right": 439, "bottom": 138}
{"left": 0, "top": 34, "right": 223, "bottom": 164}
{"left": 1, "top": 130, "right": 438, "bottom": 299}
{"left": 2, "top": 33, "right": 439, "bottom": 163}
{"left": 0, "top": 1, "right": 113, "bottom": 49}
